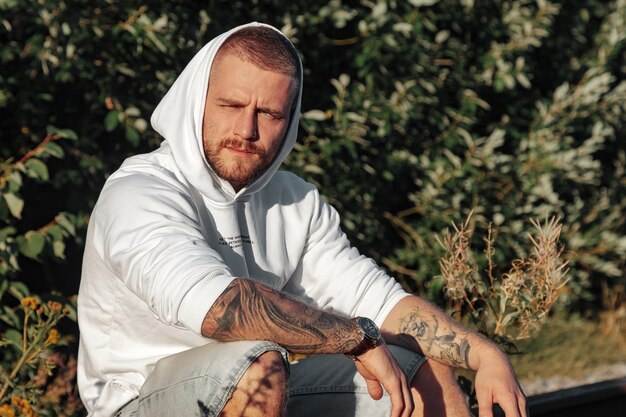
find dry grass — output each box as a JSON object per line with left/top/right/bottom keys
{"left": 599, "top": 283, "right": 626, "bottom": 345}
{"left": 455, "top": 313, "right": 626, "bottom": 397}
{"left": 510, "top": 313, "right": 626, "bottom": 382}
{"left": 437, "top": 212, "right": 570, "bottom": 343}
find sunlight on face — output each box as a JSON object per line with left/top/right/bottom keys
{"left": 202, "top": 53, "right": 296, "bottom": 192}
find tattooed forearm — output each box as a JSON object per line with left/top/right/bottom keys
{"left": 397, "top": 308, "right": 471, "bottom": 368}
{"left": 201, "top": 278, "right": 361, "bottom": 354}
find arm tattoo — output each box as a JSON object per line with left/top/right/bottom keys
{"left": 202, "top": 279, "right": 361, "bottom": 354}
{"left": 398, "top": 308, "right": 471, "bottom": 368}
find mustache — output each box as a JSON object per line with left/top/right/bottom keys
{"left": 219, "top": 138, "right": 264, "bottom": 155}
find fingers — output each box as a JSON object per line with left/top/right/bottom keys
{"left": 500, "top": 392, "right": 528, "bottom": 417}
{"left": 478, "top": 389, "right": 528, "bottom": 417}
{"left": 354, "top": 360, "right": 384, "bottom": 400}
{"left": 474, "top": 353, "right": 528, "bottom": 417}
{"left": 516, "top": 385, "right": 529, "bottom": 417}
{"left": 380, "top": 372, "right": 412, "bottom": 417}
{"left": 476, "top": 389, "right": 494, "bottom": 417}
{"left": 354, "top": 346, "right": 414, "bottom": 417}
{"left": 401, "top": 372, "right": 414, "bottom": 417}
{"left": 518, "top": 396, "right": 529, "bottom": 417}
{"left": 356, "top": 359, "right": 407, "bottom": 417}
{"left": 365, "top": 377, "right": 384, "bottom": 400}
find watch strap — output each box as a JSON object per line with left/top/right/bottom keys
{"left": 345, "top": 317, "right": 381, "bottom": 360}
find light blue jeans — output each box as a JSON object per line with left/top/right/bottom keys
{"left": 116, "top": 340, "right": 426, "bottom": 417}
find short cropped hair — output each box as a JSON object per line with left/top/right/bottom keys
{"left": 216, "top": 26, "right": 301, "bottom": 92}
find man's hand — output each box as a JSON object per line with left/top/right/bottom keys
{"left": 474, "top": 350, "right": 527, "bottom": 417}
{"left": 354, "top": 343, "right": 414, "bottom": 417}
{"left": 202, "top": 279, "right": 414, "bottom": 416}
{"left": 383, "top": 295, "right": 528, "bottom": 416}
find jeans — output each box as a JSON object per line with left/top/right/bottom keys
{"left": 116, "top": 340, "right": 426, "bottom": 417}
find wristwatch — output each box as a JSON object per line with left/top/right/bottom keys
{"left": 345, "top": 316, "right": 382, "bottom": 360}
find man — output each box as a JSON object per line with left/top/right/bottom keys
{"left": 77, "top": 22, "right": 527, "bottom": 417}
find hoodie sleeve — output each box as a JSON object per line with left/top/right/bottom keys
{"left": 91, "top": 170, "right": 235, "bottom": 334}
{"left": 283, "top": 188, "right": 410, "bottom": 327}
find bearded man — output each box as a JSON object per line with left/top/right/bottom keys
{"left": 77, "top": 22, "right": 527, "bottom": 417}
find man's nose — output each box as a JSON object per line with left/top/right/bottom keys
{"left": 233, "top": 109, "right": 258, "bottom": 141}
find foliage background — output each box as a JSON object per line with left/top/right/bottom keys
{"left": 1, "top": 0, "right": 624, "bottom": 415}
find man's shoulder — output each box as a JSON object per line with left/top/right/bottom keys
{"left": 271, "top": 170, "right": 315, "bottom": 188}
{"left": 262, "top": 171, "right": 319, "bottom": 202}
{"left": 104, "top": 151, "right": 188, "bottom": 193}
{"left": 96, "top": 152, "right": 194, "bottom": 216}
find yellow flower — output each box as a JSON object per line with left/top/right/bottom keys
{"left": 9, "top": 397, "right": 37, "bottom": 417}
{"left": 45, "top": 328, "right": 60, "bottom": 346}
{"left": 0, "top": 404, "right": 16, "bottom": 417}
{"left": 10, "top": 397, "right": 27, "bottom": 411}
{"left": 20, "top": 297, "right": 38, "bottom": 310}
{"left": 46, "top": 301, "right": 62, "bottom": 313}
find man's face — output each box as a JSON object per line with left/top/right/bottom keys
{"left": 202, "top": 53, "right": 296, "bottom": 191}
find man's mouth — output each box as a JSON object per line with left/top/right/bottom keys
{"left": 221, "top": 139, "right": 261, "bottom": 155}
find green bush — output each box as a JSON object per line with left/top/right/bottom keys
{"left": 286, "top": 0, "right": 626, "bottom": 313}
{"left": 1, "top": 0, "right": 624, "bottom": 412}
{"left": 1, "top": 135, "right": 81, "bottom": 415}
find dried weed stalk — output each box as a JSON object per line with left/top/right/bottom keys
{"left": 438, "top": 212, "right": 570, "bottom": 342}
{"left": 599, "top": 283, "right": 626, "bottom": 346}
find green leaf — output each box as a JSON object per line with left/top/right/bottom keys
{"left": 55, "top": 128, "right": 78, "bottom": 140}
{"left": 64, "top": 303, "right": 77, "bottom": 322}
{"left": 18, "top": 231, "right": 45, "bottom": 259}
{"left": 104, "top": 110, "right": 120, "bottom": 132}
{"left": 302, "top": 110, "right": 328, "bottom": 121}
{"left": 2, "top": 192, "right": 24, "bottom": 219}
{"left": 52, "top": 240, "right": 65, "bottom": 259}
{"left": 493, "top": 77, "right": 505, "bottom": 93}
{"left": 125, "top": 124, "right": 140, "bottom": 146}
{"left": 409, "top": 0, "right": 439, "bottom": 6}
{"left": 9, "top": 253, "right": 20, "bottom": 271}
{"left": 2, "top": 305, "right": 20, "bottom": 328}
{"left": 45, "top": 224, "right": 64, "bottom": 241}
{"left": 25, "top": 158, "right": 49, "bottom": 181}
{"left": 9, "top": 281, "right": 29, "bottom": 299}
{"left": 0, "top": 279, "right": 9, "bottom": 299}
{"left": 0, "top": 89, "right": 8, "bottom": 107}
{"left": 7, "top": 170, "right": 22, "bottom": 191}
{"left": 38, "top": 93, "right": 54, "bottom": 102}
{"left": 42, "top": 141, "right": 65, "bottom": 158}
{"left": 0, "top": 0, "right": 19, "bottom": 11}
{"left": 8, "top": 255, "right": 19, "bottom": 271}
{"left": 0, "top": 226, "right": 16, "bottom": 242}
{"left": 55, "top": 213, "right": 76, "bottom": 235}
{"left": 45, "top": 126, "right": 76, "bottom": 140}
{"left": 2, "top": 328, "right": 23, "bottom": 350}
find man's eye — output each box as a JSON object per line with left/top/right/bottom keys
{"left": 260, "top": 111, "right": 281, "bottom": 120}
{"left": 217, "top": 102, "right": 239, "bottom": 110}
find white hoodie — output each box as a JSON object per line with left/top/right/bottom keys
{"left": 77, "top": 22, "right": 408, "bottom": 417}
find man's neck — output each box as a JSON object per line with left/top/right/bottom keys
{"left": 231, "top": 181, "right": 246, "bottom": 193}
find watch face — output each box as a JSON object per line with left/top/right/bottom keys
{"left": 358, "top": 317, "right": 381, "bottom": 340}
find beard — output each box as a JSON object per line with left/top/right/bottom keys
{"left": 204, "top": 137, "right": 277, "bottom": 189}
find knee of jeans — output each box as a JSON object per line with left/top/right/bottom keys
{"left": 246, "top": 350, "right": 289, "bottom": 393}
{"left": 253, "top": 350, "right": 289, "bottom": 378}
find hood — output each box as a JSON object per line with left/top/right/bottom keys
{"left": 150, "top": 22, "right": 303, "bottom": 204}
